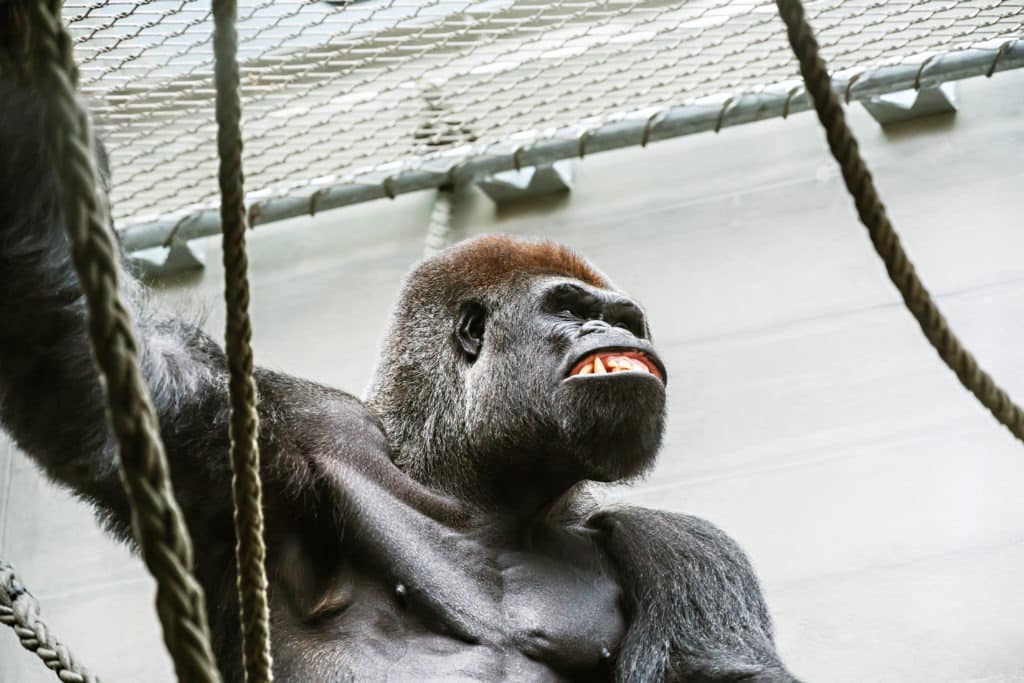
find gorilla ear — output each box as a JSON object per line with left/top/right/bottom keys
{"left": 455, "top": 301, "right": 487, "bottom": 361}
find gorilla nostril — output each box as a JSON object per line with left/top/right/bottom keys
{"left": 579, "top": 320, "right": 611, "bottom": 336}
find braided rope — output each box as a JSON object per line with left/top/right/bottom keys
{"left": 24, "top": 2, "right": 222, "bottom": 681}
{"left": 0, "top": 562, "right": 99, "bottom": 683}
{"left": 774, "top": 0, "right": 1024, "bottom": 444}
{"left": 423, "top": 189, "right": 455, "bottom": 257}
{"left": 211, "top": 0, "right": 274, "bottom": 680}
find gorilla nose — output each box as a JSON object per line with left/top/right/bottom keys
{"left": 579, "top": 319, "right": 612, "bottom": 336}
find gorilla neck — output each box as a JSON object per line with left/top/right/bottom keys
{"left": 480, "top": 460, "right": 583, "bottom": 520}
{"left": 400, "top": 442, "right": 586, "bottom": 522}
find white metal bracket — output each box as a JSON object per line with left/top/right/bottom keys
{"left": 861, "top": 83, "right": 957, "bottom": 125}
{"left": 476, "top": 160, "right": 574, "bottom": 204}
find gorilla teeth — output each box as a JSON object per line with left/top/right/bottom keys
{"left": 570, "top": 353, "right": 657, "bottom": 378}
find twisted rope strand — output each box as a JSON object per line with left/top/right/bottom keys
{"left": 774, "top": 0, "right": 1024, "bottom": 444}
{"left": 212, "top": 0, "right": 274, "bottom": 680}
{"left": 0, "top": 562, "right": 99, "bottom": 683}
{"left": 26, "top": 2, "right": 222, "bottom": 681}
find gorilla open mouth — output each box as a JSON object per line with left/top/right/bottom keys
{"left": 567, "top": 350, "right": 665, "bottom": 383}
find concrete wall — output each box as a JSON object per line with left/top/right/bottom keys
{"left": 3, "top": 70, "right": 1023, "bottom": 682}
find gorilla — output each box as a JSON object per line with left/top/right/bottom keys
{"left": 0, "top": 77, "right": 798, "bottom": 682}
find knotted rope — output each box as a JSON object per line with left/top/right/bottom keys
{"left": 21, "top": 2, "right": 222, "bottom": 681}
{"left": 211, "top": 0, "right": 274, "bottom": 680}
{"left": 775, "top": 0, "right": 1024, "bottom": 444}
{"left": 0, "top": 563, "right": 99, "bottom": 683}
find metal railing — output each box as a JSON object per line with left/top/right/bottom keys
{"left": 59, "top": 0, "right": 1023, "bottom": 249}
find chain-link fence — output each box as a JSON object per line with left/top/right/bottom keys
{"left": 65, "top": 0, "right": 1024, "bottom": 247}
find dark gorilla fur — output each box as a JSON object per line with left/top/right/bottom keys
{"left": 0, "top": 77, "right": 799, "bottom": 682}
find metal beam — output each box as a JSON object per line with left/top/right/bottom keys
{"left": 119, "top": 39, "right": 1024, "bottom": 253}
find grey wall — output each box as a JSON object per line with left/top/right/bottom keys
{"left": 2, "top": 69, "right": 1024, "bottom": 682}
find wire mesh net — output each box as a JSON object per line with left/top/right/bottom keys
{"left": 66, "top": 0, "right": 1024, "bottom": 229}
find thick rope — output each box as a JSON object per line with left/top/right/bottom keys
{"left": 211, "top": 0, "right": 274, "bottom": 680}
{"left": 416, "top": 81, "right": 471, "bottom": 256}
{"left": 423, "top": 189, "right": 455, "bottom": 257}
{"left": 775, "top": 0, "right": 1024, "bottom": 444}
{"left": 24, "top": 2, "right": 222, "bottom": 681}
{"left": 0, "top": 562, "right": 99, "bottom": 683}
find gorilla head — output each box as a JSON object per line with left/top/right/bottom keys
{"left": 366, "top": 235, "right": 667, "bottom": 506}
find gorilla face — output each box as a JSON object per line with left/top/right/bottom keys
{"left": 460, "top": 276, "right": 668, "bottom": 487}
{"left": 366, "top": 235, "right": 669, "bottom": 504}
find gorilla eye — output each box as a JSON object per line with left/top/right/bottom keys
{"left": 455, "top": 301, "right": 486, "bottom": 361}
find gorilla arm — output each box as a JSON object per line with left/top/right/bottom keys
{"left": 589, "top": 507, "right": 800, "bottom": 683}
{"left": 0, "top": 77, "right": 230, "bottom": 535}
{"left": 0, "top": 77, "right": 498, "bottom": 658}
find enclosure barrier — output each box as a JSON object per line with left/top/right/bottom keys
{"left": 120, "top": 37, "right": 1024, "bottom": 252}
{"left": 56, "top": 0, "right": 1024, "bottom": 250}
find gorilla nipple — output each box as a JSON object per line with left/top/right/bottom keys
{"left": 394, "top": 582, "right": 408, "bottom": 607}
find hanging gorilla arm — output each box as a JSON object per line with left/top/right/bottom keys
{"left": 0, "top": 78, "right": 256, "bottom": 540}
{"left": 0, "top": 80, "right": 155, "bottom": 528}
{"left": 0, "top": 78, "right": 499, "bottom": 649}
{"left": 0, "top": 70, "right": 487, "bottom": 616}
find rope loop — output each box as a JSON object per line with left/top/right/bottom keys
{"left": 640, "top": 110, "right": 665, "bottom": 147}
{"left": 577, "top": 129, "right": 593, "bottom": 159}
{"left": 782, "top": 85, "right": 802, "bottom": 118}
{"left": 913, "top": 54, "right": 937, "bottom": 90}
{"left": 512, "top": 145, "right": 527, "bottom": 172}
{"left": 713, "top": 97, "right": 735, "bottom": 133}
{"left": 843, "top": 73, "right": 861, "bottom": 104}
{"left": 986, "top": 41, "right": 1011, "bottom": 78}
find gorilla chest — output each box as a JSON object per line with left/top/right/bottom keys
{"left": 274, "top": 531, "right": 625, "bottom": 681}
{"left": 497, "top": 544, "right": 626, "bottom": 673}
